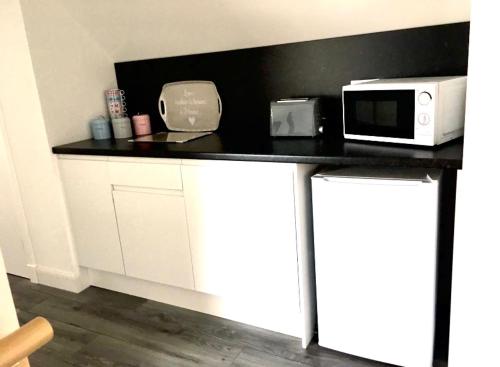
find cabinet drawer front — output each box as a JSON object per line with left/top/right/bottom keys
{"left": 109, "top": 161, "right": 182, "bottom": 190}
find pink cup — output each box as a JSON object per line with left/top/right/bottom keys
{"left": 132, "top": 114, "right": 152, "bottom": 136}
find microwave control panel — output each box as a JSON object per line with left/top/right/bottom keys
{"left": 414, "top": 87, "right": 435, "bottom": 140}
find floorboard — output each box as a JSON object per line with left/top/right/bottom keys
{"left": 8, "top": 275, "right": 416, "bottom": 367}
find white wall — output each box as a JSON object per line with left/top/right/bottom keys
{"left": 0, "top": 107, "right": 33, "bottom": 278}
{"left": 0, "top": 249, "right": 19, "bottom": 338}
{"left": 19, "top": 0, "right": 116, "bottom": 146}
{"left": 0, "top": 0, "right": 82, "bottom": 290}
{"left": 26, "top": 0, "right": 470, "bottom": 62}
{"left": 20, "top": 0, "right": 470, "bottom": 145}
{"left": 448, "top": 1, "right": 500, "bottom": 366}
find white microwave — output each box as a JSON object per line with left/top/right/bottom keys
{"left": 342, "top": 76, "right": 467, "bottom": 146}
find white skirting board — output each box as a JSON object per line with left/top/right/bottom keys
{"left": 88, "top": 268, "right": 303, "bottom": 339}
{"left": 35, "top": 265, "right": 89, "bottom": 293}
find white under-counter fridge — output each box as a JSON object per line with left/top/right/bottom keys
{"left": 312, "top": 167, "right": 441, "bottom": 367}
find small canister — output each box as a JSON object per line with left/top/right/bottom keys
{"left": 90, "top": 116, "right": 112, "bottom": 140}
{"left": 132, "top": 113, "right": 152, "bottom": 136}
{"left": 112, "top": 116, "right": 133, "bottom": 139}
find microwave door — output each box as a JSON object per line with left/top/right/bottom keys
{"left": 344, "top": 90, "right": 415, "bottom": 139}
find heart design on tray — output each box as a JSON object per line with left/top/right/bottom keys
{"left": 188, "top": 116, "right": 196, "bottom": 125}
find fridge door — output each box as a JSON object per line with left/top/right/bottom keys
{"left": 312, "top": 169, "right": 440, "bottom": 367}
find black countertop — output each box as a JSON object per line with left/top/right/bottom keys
{"left": 52, "top": 133, "right": 463, "bottom": 169}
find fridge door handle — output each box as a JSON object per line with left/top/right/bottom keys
{"left": 318, "top": 177, "right": 432, "bottom": 186}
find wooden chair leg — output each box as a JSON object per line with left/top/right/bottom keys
{"left": 11, "top": 358, "right": 29, "bottom": 367}
{"left": 0, "top": 317, "right": 53, "bottom": 367}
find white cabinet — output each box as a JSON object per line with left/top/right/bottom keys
{"left": 112, "top": 188, "right": 194, "bottom": 289}
{"left": 58, "top": 155, "right": 316, "bottom": 343}
{"left": 59, "top": 156, "right": 194, "bottom": 288}
{"left": 182, "top": 161, "right": 300, "bottom": 311}
{"left": 59, "top": 157, "right": 124, "bottom": 274}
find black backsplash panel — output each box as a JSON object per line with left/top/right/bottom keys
{"left": 115, "top": 22, "right": 469, "bottom": 137}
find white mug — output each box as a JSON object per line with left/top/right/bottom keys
{"left": 111, "top": 116, "right": 132, "bottom": 139}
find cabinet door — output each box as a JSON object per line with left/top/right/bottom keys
{"left": 112, "top": 188, "right": 194, "bottom": 290}
{"left": 59, "top": 158, "right": 124, "bottom": 274}
{"left": 182, "top": 161, "right": 299, "bottom": 309}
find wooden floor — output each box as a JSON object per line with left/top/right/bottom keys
{"left": 8, "top": 274, "right": 397, "bottom": 367}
